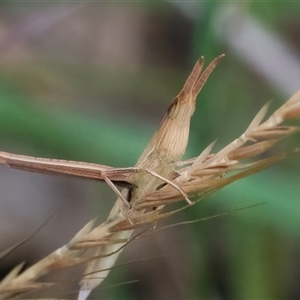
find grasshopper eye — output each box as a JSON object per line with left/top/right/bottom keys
{"left": 167, "top": 98, "right": 179, "bottom": 119}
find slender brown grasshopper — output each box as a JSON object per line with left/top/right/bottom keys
{"left": 0, "top": 55, "right": 225, "bottom": 300}
{"left": 0, "top": 55, "right": 224, "bottom": 211}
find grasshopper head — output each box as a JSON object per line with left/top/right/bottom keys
{"left": 137, "top": 55, "right": 224, "bottom": 166}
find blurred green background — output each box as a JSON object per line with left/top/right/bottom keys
{"left": 0, "top": 2, "right": 300, "bottom": 299}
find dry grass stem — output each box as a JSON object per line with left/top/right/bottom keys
{"left": 0, "top": 55, "right": 300, "bottom": 300}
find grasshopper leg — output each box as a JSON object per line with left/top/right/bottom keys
{"left": 144, "top": 168, "right": 193, "bottom": 205}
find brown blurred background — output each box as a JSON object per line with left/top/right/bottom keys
{"left": 0, "top": 2, "right": 300, "bottom": 299}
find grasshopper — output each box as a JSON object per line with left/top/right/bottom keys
{"left": 0, "top": 55, "right": 224, "bottom": 300}
{"left": 0, "top": 55, "right": 224, "bottom": 212}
